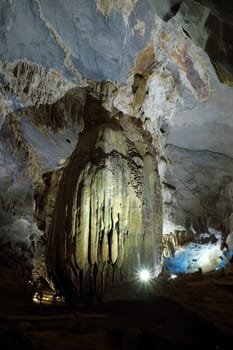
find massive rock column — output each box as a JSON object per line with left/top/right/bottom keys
{"left": 46, "top": 94, "right": 162, "bottom": 301}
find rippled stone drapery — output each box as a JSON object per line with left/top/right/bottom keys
{"left": 46, "top": 95, "right": 162, "bottom": 300}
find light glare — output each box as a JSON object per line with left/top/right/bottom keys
{"left": 139, "top": 269, "right": 151, "bottom": 282}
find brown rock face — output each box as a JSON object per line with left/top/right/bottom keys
{"left": 46, "top": 94, "right": 162, "bottom": 302}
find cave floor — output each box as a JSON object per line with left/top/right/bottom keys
{"left": 1, "top": 267, "right": 233, "bottom": 349}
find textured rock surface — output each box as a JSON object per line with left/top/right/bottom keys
{"left": 0, "top": 0, "right": 233, "bottom": 296}
{"left": 46, "top": 95, "right": 162, "bottom": 299}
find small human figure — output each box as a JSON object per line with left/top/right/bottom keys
{"left": 160, "top": 255, "right": 173, "bottom": 277}
{"left": 223, "top": 247, "right": 233, "bottom": 262}
{"left": 220, "top": 240, "right": 233, "bottom": 263}
{"left": 216, "top": 256, "right": 225, "bottom": 270}
{"left": 35, "top": 277, "right": 44, "bottom": 304}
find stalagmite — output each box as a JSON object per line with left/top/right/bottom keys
{"left": 46, "top": 98, "right": 163, "bottom": 299}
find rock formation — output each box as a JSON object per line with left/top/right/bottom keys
{"left": 0, "top": 0, "right": 233, "bottom": 299}
{"left": 46, "top": 94, "right": 162, "bottom": 300}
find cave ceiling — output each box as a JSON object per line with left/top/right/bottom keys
{"left": 0, "top": 0, "right": 233, "bottom": 294}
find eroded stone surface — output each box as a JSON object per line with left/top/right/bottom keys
{"left": 46, "top": 95, "right": 162, "bottom": 299}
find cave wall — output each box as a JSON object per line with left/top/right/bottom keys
{"left": 0, "top": 122, "right": 40, "bottom": 286}
{"left": 0, "top": 85, "right": 83, "bottom": 286}
{"left": 0, "top": 0, "right": 233, "bottom": 290}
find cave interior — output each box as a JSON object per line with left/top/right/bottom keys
{"left": 1, "top": 0, "right": 233, "bottom": 349}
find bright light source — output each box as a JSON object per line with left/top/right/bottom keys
{"left": 170, "top": 274, "right": 177, "bottom": 279}
{"left": 139, "top": 269, "right": 151, "bottom": 282}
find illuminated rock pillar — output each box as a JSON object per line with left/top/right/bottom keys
{"left": 46, "top": 99, "right": 162, "bottom": 300}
